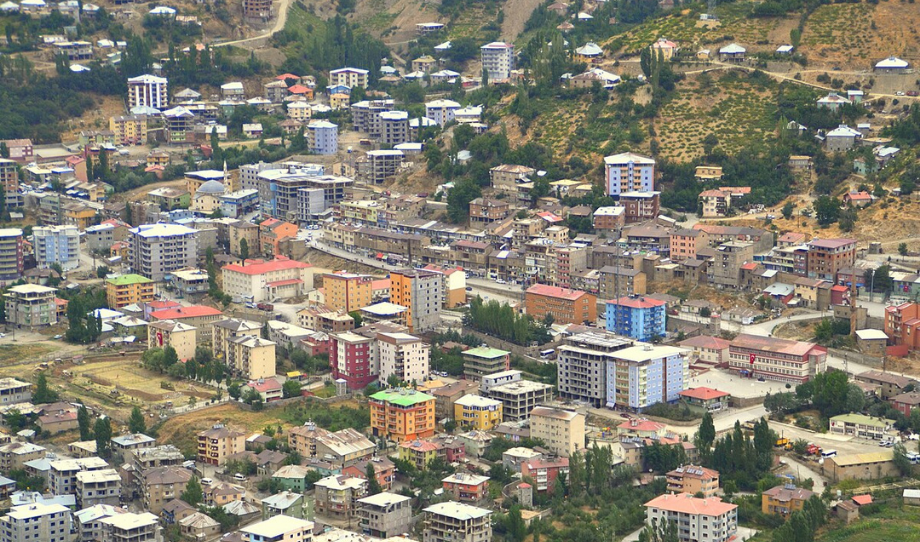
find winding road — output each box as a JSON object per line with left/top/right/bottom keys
{"left": 213, "top": 0, "right": 294, "bottom": 48}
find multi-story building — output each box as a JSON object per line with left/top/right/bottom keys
{"left": 32, "top": 225, "right": 80, "bottom": 271}
{"left": 425, "top": 99, "right": 462, "bottom": 126}
{"left": 330, "top": 67, "right": 370, "bottom": 89}
{"left": 330, "top": 331, "right": 377, "bottom": 389}
{"left": 604, "top": 153, "right": 655, "bottom": 196}
{"left": 593, "top": 205, "right": 626, "bottom": 231}
{"left": 709, "top": 241, "right": 754, "bottom": 289}
{"left": 829, "top": 413, "right": 892, "bottom": 440}
{"left": 211, "top": 318, "right": 262, "bottom": 361}
{"left": 423, "top": 502, "right": 492, "bottom": 542}
{"left": 0, "top": 378, "right": 30, "bottom": 405}
{"left": 357, "top": 492, "right": 412, "bottom": 538}
{"left": 557, "top": 331, "right": 634, "bottom": 407}
{"left": 0, "top": 228, "right": 23, "bottom": 284}
{"left": 389, "top": 269, "right": 442, "bottom": 332}
{"left": 490, "top": 164, "right": 535, "bottom": 193}
{"left": 4, "top": 284, "right": 57, "bottom": 327}
{"left": 807, "top": 238, "right": 857, "bottom": 281}
{"left": 525, "top": 284, "right": 597, "bottom": 325}
{"left": 442, "top": 473, "right": 489, "bottom": 503}
{"left": 49, "top": 457, "right": 109, "bottom": 496}
{"left": 0, "top": 160, "right": 20, "bottom": 209}
{"left": 109, "top": 115, "right": 148, "bottom": 146}
{"left": 0, "top": 503, "right": 72, "bottom": 542}
{"left": 221, "top": 256, "right": 313, "bottom": 303}
{"left": 529, "top": 407, "right": 585, "bottom": 457}
{"left": 462, "top": 347, "right": 511, "bottom": 380}
{"left": 761, "top": 485, "right": 814, "bottom": 517}
{"left": 226, "top": 335, "right": 276, "bottom": 380}
{"left": 678, "top": 336, "right": 731, "bottom": 366}
{"left": 885, "top": 302, "right": 920, "bottom": 350}
{"left": 351, "top": 99, "right": 395, "bottom": 132}
{"left": 521, "top": 456, "right": 569, "bottom": 493}
{"left": 240, "top": 516, "right": 314, "bottom": 542}
{"left": 196, "top": 424, "right": 246, "bottom": 466}
{"left": 644, "top": 493, "right": 737, "bottom": 542}
{"left": 127, "top": 75, "right": 168, "bottom": 110}
{"left": 287, "top": 424, "right": 375, "bottom": 468}
{"left": 143, "top": 466, "right": 192, "bottom": 514}
{"left": 728, "top": 334, "right": 826, "bottom": 383}
{"left": 469, "top": 198, "right": 510, "bottom": 226}
{"left": 75, "top": 469, "right": 121, "bottom": 508}
{"left": 149, "top": 305, "right": 222, "bottom": 342}
{"left": 105, "top": 274, "right": 155, "bottom": 309}
{"left": 369, "top": 388, "right": 436, "bottom": 442}
{"left": 670, "top": 229, "right": 710, "bottom": 261}
{"left": 74, "top": 504, "right": 129, "bottom": 542}
{"left": 314, "top": 475, "right": 367, "bottom": 520}
{"left": 421, "top": 264, "right": 466, "bottom": 308}
{"left": 454, "top": 395, "right": 502, "bottom": 430}
{"left": 306, "top": 120, "right": 338, "bottom": 155}
{"left": 324, "top": 273, "right": 374, "bottom": 313}
{"left": 620, "top": 191, "right": 661, "bottom": 223}
{"left": 242, "top": 0, "right": 273, "bottom": 18}
{"left": 604, "top": 296, "right": 667, "bottom": 341}
{"left": 361, "top": 150, "right": 405, "bottom": 185}
{"left": 698, "top": 189, "right": 731, "bottom": 218}
{"left": 599, "top": 266, "right": 646, "bottom": 299}
{"left": 148, "top": 320, "right": 196, "bottom": 362}
{"left": 666, "top": 466, "right": 720, "bottom": 498}
{"left": 378, "top": 111, "right": 410, "bottom": 146}
{"left": 488, "top": 380, "right": 554, "bottom": 421}
{"left": 258, "top": 219, "right": 299, "bottom": 257}
{"left": 127, "top": 224, "right": 198, "bottom": 281}
{"left": 480, "top": 42, "right": 514, "bottom": 82}
{"left": 378, "top": 332, "right": 430, "bottom": 384}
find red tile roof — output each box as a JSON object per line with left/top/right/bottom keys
{"left": 266, "top": 278, "right": 303, "bottom": 288}
{"left": 645, "top": 493, "right": 737, "bottom": 516}
{"left": 248, "top": 378, "right": 282, "bottom": 392}
{"left": 618, "top": 419, "right": 665, "bottom": 432}
{"left": 288, "top": 84, "right": 310, "bottom": 94}
{"left": 740, "top": 262, "right": 759, "bottom": 271}
{"left": 607, "top": 296, "right": 666, "bottom": 309}
{"left": 223, "top": 257, "right": 312, "bottom": 276}
{"left": 526, "top": 284, "right": 589, "bottom": 301}
{"left": 679, "top": 387, "right": 729, "bottom": 401}
{"left": 852, "top": 494, "right": 872, "bottom": 506}
{"left": 276, "top": 73, "right": 300, "bottom": 80}
{"left": 150, "top": 305, "right": 223, "bottom": 320}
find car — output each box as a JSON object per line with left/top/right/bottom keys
{"left": 908, "top": 91, "right": 919, "bottom": 97}
{"left": 897, "top": 91, "right": 905, "bottom": 96}
{"left": 53, "top": 334, "right": 63, "bottom": 340}
{"left": 466, "top": 287, "right": 473, "bottom": 291}
{"left": 233, "top": 473, "right": 247, "bottom": 481}
{"left": 908, "top": 433, "right": 920, "bottom": 441}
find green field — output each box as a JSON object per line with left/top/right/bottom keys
{"left": 818, "top": 506, "right": 920, "bottom": 542}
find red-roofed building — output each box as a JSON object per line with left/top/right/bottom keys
{"left": 698, "top": 189, "right": 731, "bottom": 218}
{"left": 679, "top": 336, "right": 731, "bottom": 366}
{"left": 666, "top": 465, "right": 720, "bottom": 498}
{"left": 851, "top": 494, "right": 872, "bottom": 506}
{"left": 149, "top": 305, "right": 223, "bottom": 341}
{"left": 885, "top": 302, "right": 920, "bottom": 351}
{"left": 645, "top": 493, "right": 737, "bottom": 542}
{"left": 729, "top": 334, "right": 826, "bottom": 383}
{"left": 287, "top": 85, "right": 314, "bottom": 100}
{"left": 762, "top": 485, "right": 814, "bottom": 517}
{"left": 678, "top": 387, "right": 730, "bottom": 410}
{"left": 222, "top": 256, "right": 314, "bottom": 303}
{"left": 525, "top": 284, "right": 597, "bottom": 325}
{"left": 143, "top": 299, "right": 181, "bottom": 320}
{"left": 259, "top": 218, "right": 299, "bottom": 257}
{"left": 243, "top": 377, "right": 283, "bottom": 402}
{"left": 521, "top": 457, "right": 569, "bottom": 493}
{"left": 843, "top": 191, "right": 872, "bottom": 207}
{"left": 617, "top": 419, "right": 667, "bottom": 439}
{"left": 830, "top": 284, "right": 849, "bottom": 306}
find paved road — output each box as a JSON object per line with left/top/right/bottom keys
{"left": 780, "top": 456, "right": 826, "bottom": 494}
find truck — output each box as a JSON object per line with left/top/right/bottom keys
{"left": 806, "top": 443, "right": 821, "bottom": 456}
{"left": 775, "top": 437, "right": 789, "bottom": 448}
{"left": 257, "top": 303, "right": 274, "bottom": 311}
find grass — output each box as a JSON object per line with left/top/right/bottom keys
{"left": 283, "top": 1, "right": 329, "bottom": 42}
{"left": 818, "top": 505, "right": 920, "bottom": 542}
{"left": 0, "top": 344, "right": 56, "bottom": 366}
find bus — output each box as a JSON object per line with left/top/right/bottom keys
{"left": 540, "top": 349, "right": 555, "bottom": 360}
{"left": 821, "top": 449, "right": 837, "bottom": 459}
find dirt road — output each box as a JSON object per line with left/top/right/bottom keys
{"left": 214, "top": 0, "right": 293, "bottom": 48}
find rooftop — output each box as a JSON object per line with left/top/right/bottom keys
{"left": 526, "top": 284, "right": 590, "bottom": 301}
{"left": 424, "top": 501, "right": 492, "bottom": 520}
{"left": 731, "top": 334, "right": 822, "bottom": 357}
{"left": 644, "top": 493, "right": 737, "bottom": 516}
{"left": 370, "top": 388, "right": 434, "bottom": 406}
{"left": 678, "top": 387, "right": 729, "bottom": 401}
{"left": 463, "top": 346, "right": 510, "bottom": 359}
{"left": 241, "top": 515, "right": 314, "bottom": 538}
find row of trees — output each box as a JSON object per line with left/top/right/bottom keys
{"left": 463, "top": 296, "right": 552, "bottom": 345}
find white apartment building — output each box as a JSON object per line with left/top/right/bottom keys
{"left": 32, "top": 225, "right": 80, "bottom": 271}
{"left": 329, "top": 67, "right": 369, "bottom": 89}
{"left": 425, "top": 99, "right": 461, "bottom": 127}
{"left": 529, "top": 406, "right": 585, "bottom": 457}
{"left": 99, "top": 512, "right": 159, "bottom": 542}
{"left": 220, "top": 257, "right": 313, "bottom": 303}
{"left": 604, "top": 344, "right": 690, "bottom": 412}
{"left": 644, "top": 493, "right": 738, "bottom": 542}
{"left": 127, "top": 74, "right": 168, "bottom": 110}
{"left": 306, "top": 120, "right": 338, "bottom": 155}
{"left": 241, "top": 515, "right": 314, "bottom": 542}
{"left": 479, "top": 370, "right": 522, "bottom": 395}
{"left": 127, "top": 223, "right": 199, "bottom": 281}
{"left": 50, "top": 457, "right": 109, "bottom": 495}
{"left": 377, "top": 332, "right": 430, "bottom": 384}
{"left": 423, "top": 502, "right": 492, "bottom": 542}
{"left": 480, "top": 42, "right": 514, "bottom": 82}
{"left": 604, "top": 152, "right": 656, "bottom": 196}
{"left": 0, "top": 503, "right": 72, "bottom": 542}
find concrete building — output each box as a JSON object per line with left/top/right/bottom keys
{"left": 0, "top": 378, "right": 31, "bottom": 405}
{"left": 728, "top": 334, "right": 826, "bottom": 383}
{"left": 529, "top": 407, "right": 585, "bottom": 457}
{"left": 127, "top": 74, "right": 168, "bottom": 110}
{"left": 0, "top": 503, "right": 72, "bottom": 542}
{"left": 4, "top": 284, "right": 57, "bottom": 327}
{"left": 32, "top": 225, "right": 80, "bottom": 271}
{"left": 240, "top": 515, "right": 314, "bottom": 542}
{"left": 75, "top": 469, "right": 121, "bottom": 508}
{"left": 709, "top": 241, "right": 754, "bottom": 289}
{"left": 423, "top": 502, "right": 492, "bottom": 542}
{"left": 330, "top": 67, "right": 369, "bottom": 89}
{"left": 807, "top": 238, "right": 857, "bottom": 281}
{"left": 425, "top": 99, "right": 461, "bottom": 127}
{"left": 378, "top": 332, "right": 430, "bottom": 384}
{"left": 127, "top": 223, "right": 198, "bottom": 281}
{"left": 330, "top": 331, "right": 377, "bottom": 390}
{"left": 823, "top": 451, "right": 897, "bottom": 482}
{"left": 324, "top": 273, "right": 374, "bottom": 313}
{"left": 357, "top": 492, "right": 412, "bottom": 538}
{"left": 644, "top": 493, "right": 737, "bottom": 542}
{"left": 306, "top": 120, "right": 338, "bottom": 155}
{"left": 480, "top": 42, "right": 514, "bottom": 82}
{"left": 221, "top": 257, "right": 313, "bottom": 303}
{"left": 605, "top": 296, "right": 666, "bottom": 341}
{"left": 666, "top": 465, "right": 720, "bottom": 498}
{"left": 142, "top": 466, "right": 192, "bottom": 514}
{"left": 378, "top": 111, "right": 410, "bottom": 146}
{"left": 524, "top": 284, "right": 596, "bottom": 325}
{"left": 462, "top": 347, "right": 511, "bottom": 380}
{"left": 454, "top": 395, "right": 502, "bottom": 431}
{"left": 287, "top": 424, "right": 375, "bottom": 468}
{"left": 0, "top": 228, "right": 23, "bottom": 284}
{"left": 442, "top": 472, "right": 489, "bottom": 503}
{"left": 521, "top": 456, "right": 569, "bottom": 494}
{"left": 557, "top": 331, "right": 634, "bottom": 407}
{"left": 0, "top": 160, "right": 21, "bottom": 209}
{"left": 226, "top": 335, "right": 276, "bottom": 380}
{"left": 105, "top": 274, "right": 155, "bottom": 309}
{"left": 197, "top": 424, "right": 246, "bottom": 466}
{"left": 148, "top": 320, "right": 196, "bottom": 362}
{"left": 369, "top": 388, "right": 436, "bottom": 442}
{"left": 678, "top": 336, "right": 731, "bottom": 366}
{"left": 604, "top": 152, "right": 655, "bottom": 196}
{"left": 605, "top": 344, "right": 689, "bottom": 411}
{"left": 314, "top": 475, "right": 367, "bottom": 520}
{"left": 389, "top": 269, "right": 442, "bottom": 332}
{"left": 762, "top": 485, "right": 814, "bottom": 517}
{"left": 829, "top": 413, "right": 893, "bottom": 440}
{"left": 487, "top": 380, "right": 554, "bottom": 421}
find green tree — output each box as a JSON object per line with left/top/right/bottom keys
{"left": 78, "top": 405, "right": 93, "bottom": 440}
{"left": 506, "top": 506, "right": 527, "bottom": 542}
{"left": 94, "top": 417, "right": 112, "bottom": 458}
{"left": 349, "top": 311, "right": 363, "bottom": 327}
{"left": 163, "top": 346, "right": 179, "bottom": 368}
{"left": 782, "top": 201, "right": 794, "bottom": 220}
{"left": 814, "top": 195, "right": 840, "bottom": 225}
{"left": 366, "top": 462, "right": 383, "bottom": 496}
{"left": 128, "top": 406, "right": 146, "bottom": 434}
{"left": 0, "top": 142, "right": 8, "bottom": 158}
{"left": 33, "top": 373, "right": 59, "bottom": 404}
{"left": 181, "top": 477, "right": 204, "bottom": 507}
{"left": 696, "top": 411, "right": 716, "bottom": 456}
{"left": 239, "top": 238, "right": 249, "bottom": 261}
{"left": 282, "top": 379, "right": 302, "bottom": 398}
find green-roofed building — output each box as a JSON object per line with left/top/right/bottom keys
{"left": 106, "top": 273, "right": 155, "bottom": 308}
{"left": 462, "top": 346, "right": 511, "bottom": 380}
{"left": 369, "top": 388, "right": 436, "bottom": 442}
{"left": 829, "top": 413, "right": 895, "bottom": 440}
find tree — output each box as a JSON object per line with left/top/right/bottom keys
{"left": 899, "top": 242, "right": 909, "bottom": 256}
{"left": 163, "top": 346, "right": 179, "bottom": 368}
{"left": 366, "top": 462, "right": 383, "bottom": 496}
{"left": 78, "top": 405, "right": 93, "bottom": 441}
{"left": 128, "top": 406, "right": 146, "bottom": 434}
{"left": 782, "top": 201, "right": 794, "bottom": 220}
{"left": 814, "top": 195, "right": 840, "bottom": 225}
{"left": 96, "top": 265, "right": 110, "bottom": 278}
{"left": 282, "top": 379, "right": 302, "bottom": 398}
{"left": 94, "top": 417, "right": 112, "bottom": 458}
{"left": 239, "top": 238, "right": 249, "bottom": 261}
{"left": 506, "top": 506, "right": 527, "bottom": 542}
{"left": 349, "top": 311, "right": 363, "bottom": 327}
{"left": 0, "top": 142, "right": 8, "bottom": 158}
{"left": 33, "top": 373, "right": 59, "bottom": 404}
{"left": 696, "top": 411, "right": 715, "bottom": 455}
{"left": 181, "top": 477, "right": 204, "bottom": 507}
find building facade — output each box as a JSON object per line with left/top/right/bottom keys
{"left": 604, "top": 153, "right": 655, "bottom": 196}
{"left": 128, "top": 224, "right": 199, "bottom": 282}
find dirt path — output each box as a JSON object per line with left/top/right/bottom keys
{"left": 215, "top": 0, "right": 293, "bottom": 48}
{"left": 500, "top": 0, "right": 542, "bottom": 41}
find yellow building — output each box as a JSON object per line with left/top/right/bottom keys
{"left": 453, "top": 395, "right": 502, "bottom": 431}
{"left": 398, "top": 439, "right": 440, "bottom": 470}
{"left": 324, "top": 272, "right": 374, "bottom": 313}
{"left": 63, "top": 203, "right": 98, "bottom": 231}
{"left": 211, "top": 318, "right": 262, "bottom": 361}
{"left": 340, "top": 200, "right": 380, "bottom": 224}
{"left": 226, "top": 335, "right": 276, "bottom": 380}
{"left": 110, "top": 115, "right": 148, "bottom": 146}
{"left": 762, "top": 485, "right": 814, "bottom": 517}
{"left": 106, "top": 274, "right": 155, "bottom": 309}
{"left": 148, "top": 320, "right": 197, "bottom": 361}
{"left": 197, "top": 425, "right": 246, "bottom": 466}
{"left": 369, "top": 389, "right": 436, "bottom": 442}
{"left": 330, "top": 93, "right": 350, "bottom": 110}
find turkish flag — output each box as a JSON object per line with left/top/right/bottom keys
{"left": 749, "top": 353, "right": 755, "bottom": 364}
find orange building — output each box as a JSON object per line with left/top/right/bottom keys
{"left": 197, "top": 424, "right": 246, "bottom": 466}
{"left": 389, "top": 269, "right": 442, "bottom": 332}
{"left": 369, "top": 389, "right": 436, "bottom": 442}
{"left": 259, "top": 218, "right": 299, "bottom": 257}
{"left": 325, "top": 272, "right": 374, "bottom": 313}
{"left": 524, "top": 284, "right": 596, "bottom": 325}
{"left": 885, "top": 302, "right": 920, "bottom": 350}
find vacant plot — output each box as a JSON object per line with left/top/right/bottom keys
{"left": 0, "top": 344, "right": 56, "bottom": 366}
{"left": 818, "top": 506, "right": 920, "bottom": 542}
{"left": 800, "top": 3, "right": 873, "bottom": 63}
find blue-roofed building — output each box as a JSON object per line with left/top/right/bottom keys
{"left": 605, "top": 295, "right": 666, "bottom": 341}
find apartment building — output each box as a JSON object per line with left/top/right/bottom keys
{"left": 425, "top": 99, "right": 461, "bottom": 126}
{"left": 0, "top": 442, "right": 45, "bottom": 471}
{"left": 454, "top": 395, "right": 503, "bottom": 430}
{"left": 593, "top": 205, "right": 626, "bottom": 231}
{"left": 389, "top": 269, "right": 442, "bottom": 332}
{"left": 487, "top": 379, "right": 554, "bottom": 421}
{"left": 422, "top": 264, "right": 467, "bottom": 308}
{"left": 226, "top": 335, "right": 276, "bottom": 380}
{"left": 678, "top": 336, "right": 731, "bottom": 366}
{"left": 442, "top": 472, "right": 489, "bottom": 503}
{"left": 698, "top": 190, "right": 731, "bottom": 218}
{"left": 0, "top": 229, "right": 23, "bottom": 284}
{"left": 74, "top": 504, "right": 129, "bottom": 542}
{"left": 325, "top": 273, "right": 374, "bottom": 313}
{"left": 221, "top": 257, "right": 313, "bottom": 303}
{"left": 357, "top": 492, "right": 412, "bottom": 538}
{"left": 807, "top": 238, "right": 857, "bottom": 281}
{"left": 620, "top": 191, "right": 661, "bottom": 223}
{"left": 242, "top": 0, "right": 272, "bottom": 18}
{"left": 287, "top": 424, "right": 375, "bottom": 468}
{"left": 314, "top": 475, "right": 367, "bottom": 519}
{"left": 4, "top": 284, "right": 58, "bottom": 327}
{"left": 33, "top": 225, "right": 80, "bottom": 271}
{"left": 369, "top": 388, "right": 436, "bottom": 442}
{"left": 0, "top": 378, "right": 31, "bottom": 404}
{"left": 709, "top": 241, "right": 754, "bottom": 289}
{"left": 127, "top": 74, "right": 168, "bottom": 110}
{"left": 330, "top": 67, "right": 369, "bottom": 89}
{"left": 728, "top": 334, "right": 827, "bottom": 383}
{"left": 109, "top": 115, "right": 148, "bottom": 146}
{"left": 521, "top": 456, "right": 569, "bottom": 493}
{"left": 378, "top": 332, "right": 430, "bottom": 384}
{"left": 0, "top": 160, "right": 20, "bottom": 209}
{"left": 197, "top": 424, "right": 246, "bottom": 466}
{"left": 142, "top": 466, "right": 192, "bottom": 514}
{"left": 480, "top": 42, "right": 514, "bottom": 82}
{"left": 644, "top": 493, "right": 738, "bottom": 542}
{"left": 306, "top": 120, "right": 338, "bottom": 155}
{"left": 462, "top": 347, "right": 511, "bottom": 380}
{"left": 378, "top": 111, "right": 410, "bottom": 146}
{"left": 148, "top": 320, "right": 196, "bottom": 362}
{"left": 105, "top": 274, "right": 155, "bottom": 309}
{"left": 360, "top": 150, "right": 405, "bottom": 185}
{"left": 761, "top": 485, "right": 814, "bottom": 517}
{"left": 423, "top": 501, "right": 492, "bottom": 542}
{"left": 127, "top": 223, "right": 199, "bottom": 281}
{"left": 48, "top": 456, "right": 108, "bottom": 496}
{"left": 211, "top": 318, "right": 262, "bottom": 361}
{"left": 75, "top": 469, "right": 121, "bottom": 508}
{"left": 330, "top": 331, "right": 377, "bottom": 389}
{"left": 490, "top": 164, "right": 535, "bottom": 193}
{"left": 604, "top": 152, "right": 655, "bottom": 196}
{"left": 149, "top": 305, "right": 222, "bottom": 342}
{"left": 529, "top": 407, "right": 585, "bottom": 457}
{"left": 605, "top": 296, "right": 666, "bottom": 341}
{"left": 240, "top": 516, "right": 314, "bottom": 542}
{"left": 666, "top": 466, "right": 720, "bottom": 498}
{"left": 0, "top": 503, "right": 72, "bottom": 542}
{"left": 524, "top": 284, "right": 597, "bottom": 325}
{"left": 557, "top": 331, "right": 634, "bottom": 407}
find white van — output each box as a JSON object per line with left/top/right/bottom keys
{"left": 821, "top": 449, "right": 837, "bottom": 459}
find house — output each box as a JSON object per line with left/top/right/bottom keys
{"left": 856, "top": 370, "right": 913, "bottom": 400}
{"left": 718, "top": 43, "right": 746, "bottom": 62}
{"left": 651, "top": 38, "right": 678, "bottom": 60}
{"left": 829, "top": 413, "right": 893, "bottom": 440}
{"left": 196, "top": 424, "right": 245, "bottom": 466}
{"left": 666, "top": 465, "right": 720, "bottom": 498}
{"left": 843, "top": 191, "right": 872, "bottom": 207}
{"left": 826, "top": 125, "right": 862, "bottom": 151}
{"left": 574, "top": 42, "right": 604, "bottom": 63}
{"left": 244, "top": 378, "right": 283, "bottom": 402}
{"left": 875, "top": 56, "right": 909, "bottom": 73}
{"left": 262, "top": 490, "right": 305, "bottom": 520}
{"left": 698, "top": 189, "right": 731, "bottom": 218}
{"left": 762, "top": 485, "right": 814, "bottom": 517}
{"left": 678, "top": 387, "right": 729, "bottom": 410}
{"left": 442, "top": 472, "right": 489, "bottom": 503}
{"left": 817, "top": 92, "right": 851, "bottom": 111}
{"left": 240, "top": 516, "right": 314, "bottom": 542}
